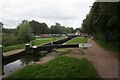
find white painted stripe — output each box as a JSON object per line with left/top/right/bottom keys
{"left": 25, "top": 44, "right": 30, "bottom": 46}
{"left": 32, "top": 46, "right": 37, "bottom": 48}
{"left": 79, "top": 43, "right": 92, "bottom": 48}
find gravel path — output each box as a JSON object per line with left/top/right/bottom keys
{"left": 84, "top": 38, "right": 119, "bottom": 78}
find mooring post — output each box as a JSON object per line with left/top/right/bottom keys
{"left": 32, "top": 46, "right": 38, "bottom": 54}
{"left": 25, "top": 44, "right": 30, "bottom": 52}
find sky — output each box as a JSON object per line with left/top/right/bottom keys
{"left": 0, "top": 0, "right": 95, "bottom": 29}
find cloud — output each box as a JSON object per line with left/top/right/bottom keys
{"left": 1, "top": 0, "right": 94, "bottom": 29}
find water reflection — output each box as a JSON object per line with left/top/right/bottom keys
{"left": 20, "top": 53, "right": 41, "bottom": 66}
{"left": 3, "top": 51, "right": 48, "bottom": 76}
{"left": 4, "top": 60, "right": 22, "bottom": 74}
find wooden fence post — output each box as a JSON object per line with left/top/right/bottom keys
{"left": 0, "top": 45, "right": 4, "bottom": 75}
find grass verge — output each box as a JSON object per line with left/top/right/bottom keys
{"left": 94, "top": 39, "right": 119, "bottom": 52}
{"left": 3, "top": 44, "right": 25, "bottom": 52}
{"left": 3, "top": 36, "right": 67, "bottom": 52}
{"left": 32, "top": 36, "right": 67, "bottom": 46}
{"left": 7, "top": 56, "right": 99, "bottom": 78}
{"left": 65, "top": 37, "right": 87, "bottom": 44}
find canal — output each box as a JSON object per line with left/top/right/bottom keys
{"left": 3, "top": 51, "right": 47, "bottom": 77}
{"left": 2, "top": 35, "right": 77, "bottom": 77}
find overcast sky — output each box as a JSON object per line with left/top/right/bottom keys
{"left": 0, "top": 0, "right": 94, "bottom": 29}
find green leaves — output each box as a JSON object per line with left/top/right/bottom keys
{"left": 18, "top": 21, "right": 34, "bottom": 43}
{"left": 29, "top": 20, "right": 49, "bottom": 35}
{"left": 50, "top": 23, "right": 73, "bottom": 34}
{"left": 82, "top": 2, "right": 119, "bottom": 48}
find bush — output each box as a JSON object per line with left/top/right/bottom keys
{"left": 2, "top": 34, "right": 22, "bottom": 47}
{"left": 18, "top": 21, "right": 34, "bottom": 43}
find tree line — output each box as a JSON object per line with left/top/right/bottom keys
{"left": 29, "top": 20, "right": 79, "bottom": 35}
{"left": 3, "top": 20, "right": 81, "bottom": 35}
{"left": 2, "top": 20, "right": 81, "bottom": 47}
{"left": 82, "top": 2, "right": 119, "bottom": 48}
{"left": 2, "top": 21, "right": 35, "bottom": 47}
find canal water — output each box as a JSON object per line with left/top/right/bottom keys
{"left": 2, "top": 51, "right": 48, "bottom": 77}
{"left": 2, "top": 37, "right": 74, "bottom": 77}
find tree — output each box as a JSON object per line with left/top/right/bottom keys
{"left": 41, "top": 23, "right": 50, "bottom": 34}
{"left": 50, "top": 23, "right": 62, "bottom": 34}
{"left": 18, "top": 20, "right": 34, "bottom": 43}
{"left": 29, "top": 20, "right": 41, "bottom": 35}
{"left": 75, "top": 28, "right": 82, "bottom": 33}
{"left": 29, "top": 20, "right": 49, "bottom": 35}
{"left": 81, "top": 2, "right": 119, "bottom": 47}
{"left": 50, "top": 23, "right": 75, "bottom": 34}
{"left": 64, "top": 27, "right": 71, "bottom": 34}
{"left": 69, "top": 27, "right": 75, "bottom": 33}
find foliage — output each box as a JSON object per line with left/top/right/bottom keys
{"left": 29, "top": 20, "right": 50, "bottom": 35}
{"left": 2, "top": 19, "right": 80, "bottom": 51}
{"left": 2, "top": 28, "right": 15, "bottom": 34}
{"left": 82, "top": 2, "right": 119, "bottom": 49}
{"left": 17, "top": 20, "right": 34, "bottom": 43}
{"left": 50, "top": 23, "right": 62, "bottom": 34}
{"left": 50, "top": 23, "right": 74, "bottom": 34}
{"left": 29, "top": 21, "right": 77, "bottom": 35}
{"left": 8, "top": 56, "right": 99, "bottom": 78}
{"left": 74, "top": 28, "right": 83, "bottom": 33}
{"left": 2, "top": 34, "right": 21, "bottom": 47}
{"left": 41, "top": 23, "right": 50, "bottom": 34}
{"left": 2, "top": 20, "right": 35, "bottom": 50}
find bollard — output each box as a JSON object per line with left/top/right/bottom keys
{"left": 32, "top": 46, "right": 38, "bottom": 54}
{"left": 32, "top": 46, "right": 37, "bottom": 50}
{"left": 25, "top": 44, "right": 30, "bottom": 53}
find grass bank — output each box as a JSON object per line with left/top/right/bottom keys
{"left": 31, "top": 36, "right": 67, "bottom": 46}
{"left": 94, "top": 39, "right": 119, "bottom": 52}
{"left": 3, "top": 36, "right": 67, "bottom": 52}
{"left": 3, "top": 44, "right": 25, "bottom": 52}
{"left": 7, "top": 56, "right": 99, "bottom": 78}
{"left": 65, "top": 37, "right": 87, "bottom": 44}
